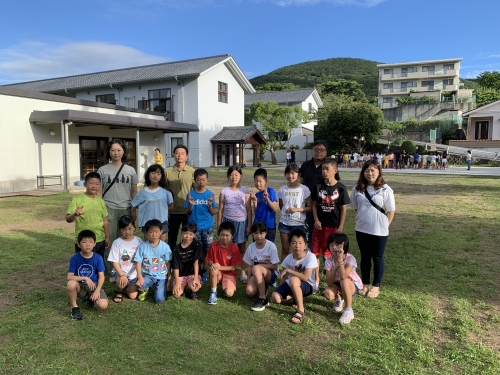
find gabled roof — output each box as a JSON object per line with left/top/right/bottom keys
{"left": 463, "top": 99, "right": 500, "bottom": 117}
{"left": 244, "top": 88, "right": 323, "bottom": 108}
{"left": 4, "top": 54, "right": 255, "bottom": 94}
{"left": 211, "top": 126, "right": 266, "bottom": 144}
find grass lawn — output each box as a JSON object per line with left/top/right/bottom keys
{"left": 1, "top": 168, "right": 500, "bottom": 374}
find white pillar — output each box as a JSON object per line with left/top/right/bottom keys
{"left": 64, "top": 121, "right": 70, "bottom": 190}
{"left": 60, "top": 120, "right": 67, "bottom": 190}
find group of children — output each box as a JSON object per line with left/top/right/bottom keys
{"left": 67, "top": 159, "right": 362, "bottom": 325}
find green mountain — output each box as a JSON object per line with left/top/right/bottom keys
{"left": 249, "top": 57, "right": 381, "bottom": 98}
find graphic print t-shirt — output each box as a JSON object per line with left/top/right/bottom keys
{"left": 311, "top": 182, "right": 350, "bottom": 228}
{"left": 172, "top": 239, "right": 205, "bottom": 277}
{"left": 97, "top": 163, "right": 138, "bottom": 210}
{"left": 281, "top": 251, "right": 318, "bottom": 289}
{"left": 184, "top": 189, "right": 216, "bottom": 231}
{"left": 68, "top": 252, "right": 105, "bottom": 284}
{"left": 133, "top": 241, "right": 172, "bottom": 280}
{"left": 277, "top": 184, "right": 310, "bottom": 226}
{"left": 205, "top": 241, "right": 242, "bottom": 278}
{"left": 243, "top": 240, "right": 280, "bottom": 277}
{"left": 107, "top": 236, "right": 143, "bottom": 279}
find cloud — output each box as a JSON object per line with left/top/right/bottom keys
{"left": 0, "top": 41, "right": 169, "bottom": 85}
{"left": 259, "top": 0, "right": 386, "bottom": 7}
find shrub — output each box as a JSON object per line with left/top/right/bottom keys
{"left": 400, "top": 140, "right": 416, "bottom": 154}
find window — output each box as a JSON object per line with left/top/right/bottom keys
{"left": 96, "top": 94, "right": 116, "bottom": 104}
{"left": 171, "top": 137, "right": 184, "bottom": 156}
{"left": 383, "top": 83, "right": 393, "bottom": 89}
{"left": 422, "top": 65, "right": 435, "bottom": 73}
{"left": 401, "top": 67, "right": 415, "bottom": 74}
{"left": 308, "top": 103, "right": 313, "bottom": 113}
{"left": 443, "top": 79, "right": 454, "bottom": 85}
{"left": 218, "top": 81, "right": 228, "bottom": 103}
{"left": 383, "top": 97, "right": 392, "bottom": 103}
{"left": 401, "top": 82, "right": 415, "bottom": 88}
{"left": 147, "top": 88, "right": 171, "bottom": 112}
{"left": 383, "top": 68, "right": 393, "bottom": 75}
{"left": 422, "top": 80, "right": 434, "bottom": 88}
{"left": 443, "top": 64, "right": 454, "bottom": 70}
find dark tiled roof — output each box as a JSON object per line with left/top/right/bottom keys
{"left": 245, "top": 88, "right": 318, "bottom": 106}
{"left": 4, "top": 55, "right": 231, "bottom": 93}
{"left": 211, "top": 126, "right": 266, "bottom": 143}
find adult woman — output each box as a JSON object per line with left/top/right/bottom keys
{"left": 98, "top": 139, "right": 138, "bottom": 264}
{"left": 466, "top": 150, "right": 472, "bottom": 170}
{"left": 350, "top": 160, "right": 395, "bottom": 298}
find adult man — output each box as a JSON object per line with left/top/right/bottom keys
{"left": 291, "top": 147, "right": 296, "bottom": 163}
{"left": 394, "top": 149, "right": 401, "bottom": 170}
{"left": 299, "top": 140, "right": 339, "bottom": 248}
{"left": 165, "top": 145, "right": 195, "bottom": 250}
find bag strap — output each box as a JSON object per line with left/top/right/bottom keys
{"left": 102, "top": 163, "right": 125, "bottom": 198}
{"left": 363, "top": 189, "right": 385, "bottom": 214}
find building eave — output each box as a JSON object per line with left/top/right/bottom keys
{"left": 377, "top": 58, "right": 463, "bottom": 68}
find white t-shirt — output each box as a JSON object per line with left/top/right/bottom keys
{"left": 281, "top": 251, "right": 318, "bottom": 289}
{"left": 349, "top": 185, "right": 396, "bottom": 236}
{"left": 107, "top": 236, "right": 143, "bottom": 279}
{"left": 277, "top": 184, "right": 311, "bottom": 226}
{"left": 243, "top": 240, "right": 280, "bottom": 277}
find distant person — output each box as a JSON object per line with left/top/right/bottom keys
{"left": 154, "top": 148, "right": 163, "bottom": 166}
{"left": 66, "top": 172, "right": 110, "bottom": 258}
{"left": 394, "top": 150, "right": 401, "bottom": 170}
{"left": 291, "top": 147, "right": 296, "bottom": 163}
{"left": 413, "top": 151, "right": 420, "bottom": 169}
{"left": 466, "top": 150, "right": 472, "bottom": 170}
{"left": 251, "top": 168, "right": 278, "bottom": 242}
{"left": 66, "top": 230, "right": 108, "bottom": 321}
{"left": 442, "top": 151, "right": 448, "bottom": 170}
{"left": 286, "top": 150, "right": 291, "bottom": 165}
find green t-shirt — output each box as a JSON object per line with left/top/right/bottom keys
{"left": 165, "top": 164, "right": 195, "bottom": 214}
{"left": 67, "top": 194, "right": 108, "bottom": 243}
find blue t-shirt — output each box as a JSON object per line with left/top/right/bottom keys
{"left": 68, "top": 252, "right": 105, "bottom": 284}
{"left": 414, "top": 153, "right": 420, "bottom": 162}
{"left": 133, "top": 240, "right": 172, "bottom": 280}
{"left": 131, "top": 187, "right": 174, "bottom": 227}
{"left": 254, "top": 188, "right": 277, "bottom": 229}
{"left": 184, "top": 189, "right": 216, "bottom": 231}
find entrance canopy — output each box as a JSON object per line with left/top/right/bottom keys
{"left": 211, "top": 126, "right": 266, "bottom": 167}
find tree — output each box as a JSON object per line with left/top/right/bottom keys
{"left": 317, "top": 79, "right": 367, "bottom": 102}
{"left": 400, "top": 140, "right": 416, "bottom": 154}
{"left": 315, "top": 101, "right": 384, "bottom": 153}
{"left": 246, "top": 101, "right": 309, "bottom": 164}
{"left": 383, "top": 121, "right": 406, "bottom": 150}
{"left": 255, "top": 83, "right": 300, "bottom": 92}
{"left": 476, "top": 71, "right": 500, "bottom": 90}
{"left": 476, "top": 87, "right": 500, "bottom": 108}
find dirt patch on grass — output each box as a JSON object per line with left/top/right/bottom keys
{"left": 0, "top": 218, "right": 73, "bottom": 234}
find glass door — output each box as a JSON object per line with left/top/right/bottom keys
{"left": 120, "top": 138, "right": 137, "bottom": 171}
{"left": 79, "top": 137, "right": 109, "bottom": 179}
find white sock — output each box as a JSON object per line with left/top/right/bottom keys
{"left": 211, "top": 287, "right": 217, "bottom": 293}
{"left": 344, "top": 307, "right": 352, "bottom": 311}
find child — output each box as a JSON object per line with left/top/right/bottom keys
{"left": 311, "top": 157, "right": 350, "bottom": 284}
{"left": 66, "top": 172, "right": 110, "bottom": 257}
{"left": 205, "top": 221, "right": 242, "bottom": 305}
{"left": 251, "top": 168, "right": 278, "bottom": 242}
{"left": 271, "top": 228, "right": 317, "bottom": 324}
{"left": 66, "top": 230, "right": 108, "bottom": 320}
{"left": 171, "top": 223, "right": 204, "bottom": 300}
{"left": 323, "top": 233, "right": 362, "bottom": 324}
{"left": 185, "top": 168, "right": 216, "bottom": 284}
{"left": 243, "top": 221, "right": 280, "bottom": 312}
{"left": 107, "top": 215, "right": 142, "bottom": 303}
{"left": 131, "top": 164, "right": 174, "bottom": 242}
{"left": 133, "top": 219, "right": 172, "bottom": 304}
{"left": 277, "top": 163, "right": 312, "bottom": 261}
{"left": 217, "top": 166, "right": 252, "bottom": 283}
{"left": 154, "top": 148, "right": 163, "bottom": 166}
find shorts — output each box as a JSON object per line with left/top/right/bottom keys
{"left": 442, "top": 158, "right": 447, "bottom": 163}
{"left": 140, "top": 275, "right": 167, "bottom": 303}
{"left": 311, "top": 226, "right": 337, "bottom": 257}
{"left": 278, "top": 222, "right": 306, "bottom": 234}
{"left": 174, "top": 275, "right": 202, "bottom": 288}
{"left": 223, "top": 217, "right": 247, "bottom": 244}
{"left": 141, "top": 220, "right": 168, "bottom": 233}
{"left": 213, "top": 272, "right": 237, "bottom": 292}
{"left": 273, "top": 280, "right": 314, "bottom": 299}
{"left": 195, "top": 227, "right": 214, "bottom": 255}
{"left": 74, "top": 241, "right": 106, "bottom": 259}
{"left": 77, "top": 283, "right": 108, "bottom": 300}
{"left": 333, "top": 281, "right": 359, "bottom": 296}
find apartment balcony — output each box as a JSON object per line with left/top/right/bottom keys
{"left": 380, "top": 69, "right": 458, "bottom": 81}
{"left": 380, "top": 87, "right": 410, "bottom": 95}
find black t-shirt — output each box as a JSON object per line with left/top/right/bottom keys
{"left": 311, "top": 182, "right": 350, "bottom": 228}
{"left": 299, "top": 159, "right": 341, "bottom": 195}
{"left": 172, "top": 239, "right": 204, "bottom": 277}
{"left": 291, "top": 150, "right": 296, "bottom": 162}
{"left": 394, "top": 151, "right": 401, "bottom": 161}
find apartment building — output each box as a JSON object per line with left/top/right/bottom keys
{"left": 377, "top": 58, "right": 463, "bottom": 108}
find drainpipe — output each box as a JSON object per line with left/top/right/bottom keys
{"left": 61, "top": 120, "right": 73, "bottom": 191}
{"left": 174, "top": 76, "right": 184, "bottom": 122}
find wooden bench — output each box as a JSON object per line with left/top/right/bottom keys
{"left": 37, "top": 174, "right": 63, "bottom": 189}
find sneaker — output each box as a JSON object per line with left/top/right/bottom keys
{"left": 86, "top": 298, "right": 95, "bottom": 308}
{"left": 339, "top": 309, "right": 354, "bottom": 324}
{"left": 138, "top": 289, "right": 148, "bottom": 301}
{"left": 191, "top": 292, "right": 199, "bottom": 301}
{"left": 71, "top": 307, "right": 83, "bottom": 320}
{"left": 250, "top": 298, "right": 269, "bottom": 312}
{"left": 201, "top": 273, "right": 208, "bottom": 284}
{"left": 332, "top": 299, "right": 344, "bottom": 312}
{"left": 207, "top": 292, "right": 218, "bottom": 305}
{"left": 271, "top": 280, "right": 277, "bottom": 287}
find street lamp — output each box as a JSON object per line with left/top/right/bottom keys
{"left": 303, "top": 134, "right": 309, "bottom": 161}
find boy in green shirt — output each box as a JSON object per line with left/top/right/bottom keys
{"left": 67, "top": 172, "right": 110, "bottom": 259}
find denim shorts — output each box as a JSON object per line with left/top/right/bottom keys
{"left": 278, "top": 222, "right": 305, "bottom": 234}
{"left": 141, "top": 220, "right": 168, "bottom": 234}
{"left": 195, "top": 227, "right": 214, "bottom": 255}
{"left": 140, "top": 275, "right": 166, "bottom": 303}
{"left": 273, "top": 280, "right": 314, "bottom": 299}
{"left": 333, "top": 281, "right": 359, "bottom": 296}
{"left": 223, "top": 217, "right": 247, "bottom": 244}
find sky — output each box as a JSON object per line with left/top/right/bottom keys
{"left": 1, "top": 0, "right": 499, "bottom": 85}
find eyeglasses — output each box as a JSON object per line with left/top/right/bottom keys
{"left": 313, "top": 148, "right": 327, "bottom": 153}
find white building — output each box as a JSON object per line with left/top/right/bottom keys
{"left": 5, "top": 54, "right": 255, "bottom": 169}
{"left": 244, "top": 88, "right": 323, "bottom": 148}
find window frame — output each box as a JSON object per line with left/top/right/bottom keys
{"left": 95, "top": 94, "right": 116, "bottom": 104}
{"left": 147, "top": 88, "right": 171, "bottom": 113}
{"left": 218, "top": 81, "right": 228, "bottom": 103}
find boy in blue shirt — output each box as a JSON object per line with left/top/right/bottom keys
{"left": 185, "top": 168, "right": 216, "bottom": 283}
{"left": 251, "top": 168, "right": 278, "bottom": 242}
{"left": 134, "top": 219, "right": 172, "bottom": 303}
{"left": 66, "top": 230, "right": 108, "bottom": 321}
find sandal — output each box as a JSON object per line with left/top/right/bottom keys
{"left": 360, "top": 287, "right": 369, "bottom": 296}
{"left": 291, "top": 310, "right": 305, "bottom": 324}
{"left": 113, "top": 291, "right": 124, "bottom": 303}
{"left": 367, "top": 288, "right": 380, "bottom": 298}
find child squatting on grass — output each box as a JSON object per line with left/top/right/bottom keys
{"left": 67, "top": 230, "right": 108, "bottom": 321}
{"left": 271, "top": 228, "right": 317, "bottom": 324}
{"left": 133, "top": 219, "right": 172, "bottom": 304}
{"left": 323, "top": 233, "right": 363, "bottom": 324}
{"left": 107, "top": 215, "right": 143, "bottom": 303}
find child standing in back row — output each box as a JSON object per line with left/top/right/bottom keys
{"left": 218, "top": 166, "right": 252, "bottom": 283}
{"left": 251, "top": 168, "right": 278, "bottom": 242}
